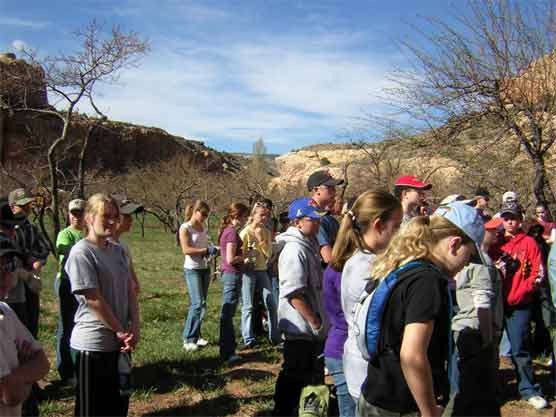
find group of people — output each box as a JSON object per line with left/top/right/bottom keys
{"left": 0, "top": 190, "right": 143, "bottom": 417}
{"left": 176, "top": 169, "right": 556, "bottom": 417}
{"left": 2, "top": 169, "right": 556, "bottom": 417}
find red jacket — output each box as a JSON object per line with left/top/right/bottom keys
{"left": 491, "top": 232, "right": 542, "bottom": 306}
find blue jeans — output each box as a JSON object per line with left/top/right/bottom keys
{"left": 55, "top": 275, "right": 78, "bottom": 381}
{"left": 241, "top": 270, "right": 280, "bottom": 344}
{"left": 219, "top": 272, "right": 242, "bottom": 360}
{"left": 182, "top": 268, "right": 210, "bottom": 343}
{"left": 271, "top": 275, "right": 280, "bottom": 307}
{"left": 499, "top": 329, "right": 512, "bottom": 356}
{"left": 505, "top": 306, "right": 542, "bottom": 399}
{"left": 325, "top": 356, "right": 355, "bottom": 417}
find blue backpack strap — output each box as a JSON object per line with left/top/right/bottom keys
{"left": 365, "top": 260, "right": 432, "bottom": 360}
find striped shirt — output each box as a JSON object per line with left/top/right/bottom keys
{"left": 14, "top": 219, "right": 50, "bottom": 267}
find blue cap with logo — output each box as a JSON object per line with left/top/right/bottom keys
{"left": 288, "top": 197, "right": 326, "bottom": 220}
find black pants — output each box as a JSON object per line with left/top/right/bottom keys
{"left": 24, "top": 283, "right": 40, "bottom": 339}
{"left": 452, "top": 329, "right": 500, "bottom": 417}
{"left": 72, "top": 350, "right": 130, "bottom": 417}
{"left": 55, "top": 277, "right": 78, "bottom": 381}
{"left": 273, "top": 339, "right": 324, "bottom": 417}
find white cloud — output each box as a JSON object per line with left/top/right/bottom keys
{"left": 11, "top": 40, "right": 27, "bottom": 51}
{"left": 0, "top": 17, "right": 48, "bottom": 29}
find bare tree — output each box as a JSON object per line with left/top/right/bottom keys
{"left": 1, "top": 20, "right": 148, "bottom": 252}
{"left": 386, "top": 0, "right": 556, "bottom": 207}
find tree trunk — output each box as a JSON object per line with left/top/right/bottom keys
{"left": 532, "top": 155, "right": 549, "bottom": 207}
{"left": 77, "top": 125, "right": 93, "bottom": 199}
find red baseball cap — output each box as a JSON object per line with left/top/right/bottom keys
{"left": 484, "top": 217, "right": 503, "bottom": 230}
{"left": 394, "top": 175, "right": 432, "bottom": 190}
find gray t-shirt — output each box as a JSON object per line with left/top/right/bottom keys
{"left": 341, "top": 249, "right": 376, "bottom": 399}
{"left": 66, "top": 239, "right": 132, "bottom": 352}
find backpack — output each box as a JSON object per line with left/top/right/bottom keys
{"left": 352, "top": 260, "right": 428, "bottom": 362}
{"left": 298, "top": 385, "right": 329, "bottom": 417}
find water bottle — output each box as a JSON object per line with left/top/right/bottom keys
{"left": 118, "top": 352, "right": 133, "bottom": 396}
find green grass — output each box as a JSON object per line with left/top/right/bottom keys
{"left": 37, "top": 215, "right": 281, "bottom": 416}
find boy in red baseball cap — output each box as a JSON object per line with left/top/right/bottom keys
{"left": 393, "top": 176, "right": 432, "bottom": 225}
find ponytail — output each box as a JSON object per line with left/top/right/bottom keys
{"left": 330, "top": 190, "right": 401, "bottom": 271}
{"left": 218, "top": 202, "right": 249, "bottom": 241}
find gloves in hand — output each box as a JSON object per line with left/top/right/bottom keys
{"left": 207, "top": 246, "right": 219, "bottom": 257}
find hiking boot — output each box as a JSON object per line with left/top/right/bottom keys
{"left": 239, "top": 341, "right": 257, "bottom": 351}
{"left": 225, "top": 355, "right": 242, "bottom": 366}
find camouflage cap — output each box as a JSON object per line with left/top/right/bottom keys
{"left": 68, "top": 199, "right": 86, "bottom": 212}
{"left": 8, "top": 188, "right": 35, "bottom": 207}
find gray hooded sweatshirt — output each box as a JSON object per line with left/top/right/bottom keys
{"left": 276, "top": 226, "right": 328, "bottom": 341}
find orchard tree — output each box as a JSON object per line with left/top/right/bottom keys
{"left": 0, "top": 20, "right": 148, "bottom": 252}
{"left": 387, "top": 0, "right": 556, "bottom": 207}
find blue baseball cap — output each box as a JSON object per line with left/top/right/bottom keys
{"left": 433, "top": 202, "right": 485, "bottom": 245}
{"left": 434, "top": 202, "right": 487, "bottom": 265}
{"left": 288, "top": 197, "right": 326, "bottom": 220}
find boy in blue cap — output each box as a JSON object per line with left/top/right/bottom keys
{"left": 272, "top": 198, "right": 328, "bottom": 416}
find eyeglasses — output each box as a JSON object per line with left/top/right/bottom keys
{"left": 536, "top": 211, "right": 546, "bottom": 215}
{"left": 0, "top": 257, "right": 17, "bottom": 273}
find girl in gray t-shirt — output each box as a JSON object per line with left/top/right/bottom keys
{"left": 65, "top": 194, "right": 139, "bottom": 417}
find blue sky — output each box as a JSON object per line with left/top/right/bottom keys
{"left": 1, "top": 0, "right": 458, "bottom": 154}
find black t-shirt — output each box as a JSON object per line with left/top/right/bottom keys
{"left": 362, "top": 262, "right": 450, "bottom": 413}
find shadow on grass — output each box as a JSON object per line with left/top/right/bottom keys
{"left": 134, "top": 352, "right": 276, "bottom": 396}
{"left": 142, "top": 394, "right": 274, "bottom": 416}
{"left": 134, "top": 356, "right": 226, "bottom": 394}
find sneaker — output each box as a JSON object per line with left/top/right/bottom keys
{"left": 226, "top": 355, "right": 242, "bottom": 366}
{"left": 183, "top": 342, "right": 199, "bottom": 352}
{"left": 239, "top": 341, "right": 257, "bottom": 351}
{"left": 196, "top": 338, "right": 209, "bottom": 347}
{"left": 527, "top": 395, "right": 548, "bottom": 410}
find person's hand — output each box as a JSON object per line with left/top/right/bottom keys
{"left": 309, "top": 318, "right": 324, "bottom": 338}
{"left": 127, "top": 324, "right": 141, "bottom": 350}
{"left": 207, "top": 246, "right": 219, "bottom": 257}
{"left": 116, "top": 331, "right": 132, "bottom": 352}
{"left": 32, "top": 261, "right": 42, "bottom": 272}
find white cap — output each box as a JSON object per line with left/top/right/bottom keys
{"left": 502, "top": 191, "right": 518, "bottom": 203}
{"left": 440, "top": 194, "right": 475, "bottom": 206}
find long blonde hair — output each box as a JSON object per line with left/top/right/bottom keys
{"left": 330, "top": 190, "right": 401, "bottom": 272}
{"left": 370, "top": 215, "right": 473, "bottom": 280}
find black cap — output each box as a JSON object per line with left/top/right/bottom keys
{"left": 499, "top": 201, "right": 522, "bottom": 217}
{"left": 307, "top": 170, "right": 344, "bottom": 191}
{"left": 474, "top": 187, "right": 490, "bottom": 199}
